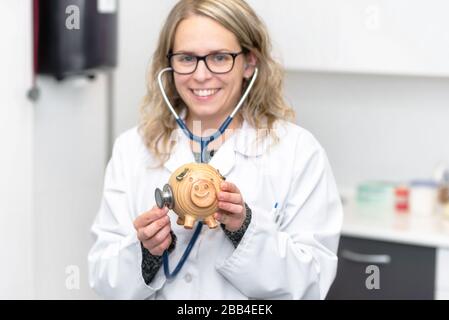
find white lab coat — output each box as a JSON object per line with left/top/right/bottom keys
{"left": 88, "top": 118, "right": 343, "bottom": 299}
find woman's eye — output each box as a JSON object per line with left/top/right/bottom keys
{"left": 213, "top": 54, "right": 229, "bottom": 62}
{"left": 178, "top": 55, "right": 195, "bottom": 63}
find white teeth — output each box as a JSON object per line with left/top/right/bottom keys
{"left": 192, "top": 89, "right": 219, "bottom": 97}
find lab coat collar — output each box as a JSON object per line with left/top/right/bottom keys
{"left": 233, "top": 118, "right": 274, "bottom": 158}
{"left": 163, "top": 112, "right": 272, "bottom": 176}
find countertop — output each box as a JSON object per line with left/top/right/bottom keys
{"left": 341, "top": 201, "right": 449, "bottom": 249}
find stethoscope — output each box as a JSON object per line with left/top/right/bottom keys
{"left": 157, "top": 66, "right": 259, "bottom": 279}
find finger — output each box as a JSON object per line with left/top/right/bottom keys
{"left": 150, "top": 233, "right": 172, "bottom": 256}
{"left": 134, "top": 206, "right": 168, "bottom": 229}
{"left": 220, "top": 181, "right": 240, "bottom": 194}
{"left": 138, "top": 215, "right": 170, "bottom": 241}
{"left": 218, "top": 201, "right": 244, "bottom": 215}
{"left": 134, "top": 206, "right": 167, "bottom": 229}
{"left": 217, "top": 190, "right": 242, "bottom": 204}
{"left": 214, "top": 209, "right": 236, "bottom": 224}
{"left": 145, "top": 223, "right": 171, "bottom": 250}
{"left": 214, "top": 211, "right": 228, "bottom": 225}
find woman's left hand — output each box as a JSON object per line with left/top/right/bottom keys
{"left": 214, "top": 181, "right": 246, "bottom": 232}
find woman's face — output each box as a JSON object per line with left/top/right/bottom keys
{"left": 172, "top": 15, "right": 254, "bottom": 122}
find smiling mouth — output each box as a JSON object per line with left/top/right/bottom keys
{"left": 191, "top": 88, "right": 220, "bottom": 97}
{"left": 194, "top": 191, "right": 210, "bottom": 198}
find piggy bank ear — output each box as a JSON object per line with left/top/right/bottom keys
{"left": 176, "top": 167, "right": 189, "bottom": 181}
{"left": 217, "top": 169, "right": 226, "bottom": 181}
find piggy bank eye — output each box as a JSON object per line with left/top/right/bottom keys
{"left": 189, "top": 177, "right": 193, "bottom": 182}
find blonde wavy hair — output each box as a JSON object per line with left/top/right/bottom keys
{"left": 139, "top": 0, "right": 295, "bottom": 165}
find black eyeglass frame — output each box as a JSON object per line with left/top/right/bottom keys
{"left": 167, "top": 51, "right": 245, "bottom": 75}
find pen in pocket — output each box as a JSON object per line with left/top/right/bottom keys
{"left": 273, "top": 202, "right": 281, "bottom": 224}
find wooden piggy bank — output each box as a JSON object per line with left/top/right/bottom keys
{"left": 155, "top": 163, "right": 225, "bottom": 229}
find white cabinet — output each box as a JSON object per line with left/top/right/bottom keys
{"left": 248, "top": 0, "right": 449, "bottom": 76}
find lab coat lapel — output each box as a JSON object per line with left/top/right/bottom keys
{"left": 208, "top": 133, "right": 236, "bottom": 178}
{"left": 209, "top": 119, "right": 270, "bottom": 177}
{"left": 163, "top": 128, "right": 195, "bottom": 173}
{"left": 233, "top": 119, "right": 272, "bottom": 158}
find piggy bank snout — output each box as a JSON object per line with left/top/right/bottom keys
{"left": 190, "top": 179, "right": 216, "bottom": 208}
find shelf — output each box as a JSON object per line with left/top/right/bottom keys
{"left": 342, "top": 202, "right": 449, "bottom": 249}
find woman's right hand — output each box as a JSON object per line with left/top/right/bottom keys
{"left": 134, "top": 206, "right": 173, "bottom": 256}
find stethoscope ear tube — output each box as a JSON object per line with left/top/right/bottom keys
{"left": 157, "top": 67, "right": 179, "bottom": 120}
{"left": 230, "top": 67, "right": 258, "bottom": 118}
{"left": 157, "top": 67, "right": 259, "bottom": 122}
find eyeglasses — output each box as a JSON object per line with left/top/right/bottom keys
{"left": 167, "top": 51, "right": 244, "bottom": 75}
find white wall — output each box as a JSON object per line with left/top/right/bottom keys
{"left": 114, "top": 0, "right": 177, "bottom": 136}
{"left": 284, "top": 71, "right": 449, "bottom": 188}
{"left": 34, "top": 76, "right": 107, "bottom": 299}
{"left": 0, "top": 0, "right": 34, "bottom": 299}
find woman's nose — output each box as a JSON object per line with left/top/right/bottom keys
{"left": 192, "top": 60, "right": 213, "bottom": 82}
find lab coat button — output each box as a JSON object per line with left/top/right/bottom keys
{"left": 184, "top": 273, "right": 192, "bottom": 283}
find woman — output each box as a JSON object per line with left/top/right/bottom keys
{"left": 88, "top": 0, "right": 342, "bottom": 300}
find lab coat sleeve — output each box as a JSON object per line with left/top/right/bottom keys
{"left": 88, "top": 134, "right": 165, "bottom": 299}
{"left": 215, "top": 136, "right": 343, "bottom": 299}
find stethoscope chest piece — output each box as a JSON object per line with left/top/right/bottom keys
{"left": 155, "top": 184, "right": 174, "bottom": 209}
{"left": 155, "top": 162, "right": 225, "bottom": 229}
